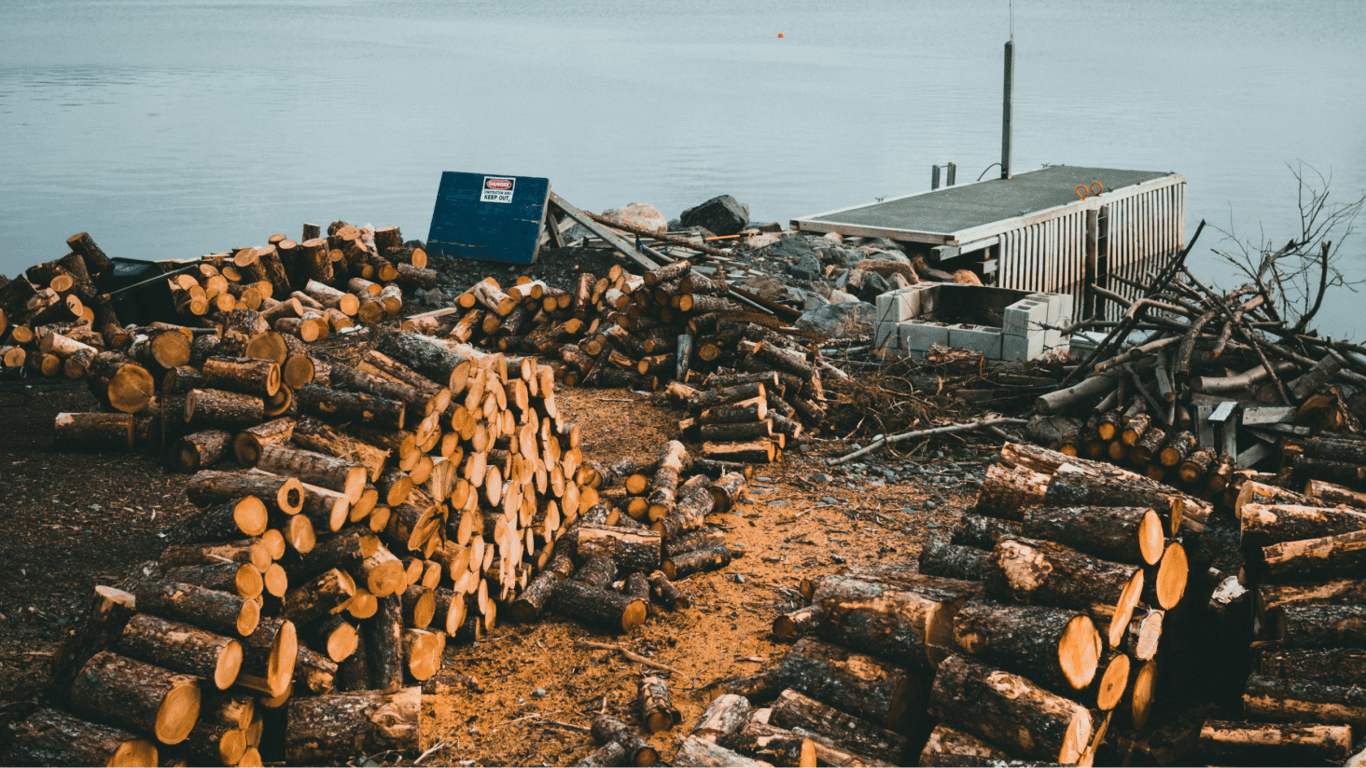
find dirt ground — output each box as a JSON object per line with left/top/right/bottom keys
{"left": 0, "top": 375, "right": 989, "bottom": 766}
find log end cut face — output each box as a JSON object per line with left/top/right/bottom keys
{"left": 215, "top": 640, "right": 244, "bottom": 691}
{"left": 1138, "top": 509, "right": 1165, "bottom": 565}
{"left": 1154, "top": 542, "right": 1188, "bottom": 610}
{"left": 109, "top": 739, "right": 159, "bottom": 767}
{"left": 156, "top": 678, "right": 202, "bottom": 746}
{"left": 1107, "top": 570, "right": 1145, "bottom": 649}
{"left": 1059, "top": 614, "right": 1101, "bottom": 691}
{"left": 1095, "top": 652, "right": 1131, "bottom": 711}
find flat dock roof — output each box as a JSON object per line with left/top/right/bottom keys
{"left": 794, "top": 165, "right": 1178, "bottom": 246}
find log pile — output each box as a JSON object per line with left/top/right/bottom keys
{"left": 1190, "top": 457, "right": 1366, "bottom": 765}
{"left": 397, "top": 260, "right": 833, "bottom": 446}
{"left": 0, "top": 225, "right": 427, "bottom": 385}
{"left": 37, "top": 325, "right": 761, "bottom": 765}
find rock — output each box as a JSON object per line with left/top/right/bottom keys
{"left": 601, "top": 202, "right": 668, "bottom": 233}
{"left": 744, "top": 275, "right": 790, "bottom": 302}
{"left": 828, "top": 289, "right": 860, "bottom": 304}
{"left": 873, "top": 237, "right": 906, "bottom": 252}
{"left": 796, "top": 301, "right": 874, "bottom": 339}
{"left": 810, "top": 473, "right": 831, "bottom": 483}
{"left": 680, "top": 195, "right": 749, "bottom": 236}
{"left": 763, "top": 234, "right": 826, "bottom": 264}
{"left": 855, "top": 270, "right": 891, "bottom": 303}
{"left": 562, "top": 223, "right": 593, "bottom": 243}
{"left": 744, "top": 232, "right": 781, "bottom": 250}
{"left": 752, "top": 221, "right": 784, "bottom": 233}
{"left": 825, "top": 247, "right": 864, "bottom": 267}
{"left": 786, "top": 288, "right": 829, "bottom": 311}
{"left": 823, "top": 232, "right": 843, "bottom": 243}
{"left": 861, "top": 248, "right": 911, "bottom": 265}
{"left": 790, "top": 252, "right": 823, "bottom": 281}
{"left": 667, "top": 218, "right": 682, "bottom": 231}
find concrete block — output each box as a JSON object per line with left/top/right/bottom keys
{"left": 875, "top": 288, "right": 917, "bottom": 325}
{"left": 947, "top": 324, "right": 1004, "bottom": 359}
{"left": 1003, "top": 299, "right": 1049, "bottom": 337}
{"left": 1029, "top": 292, "right": 1075, "bottom": 351}
{"left": 913, "top": 284, "right": 939, "bottom": 317}
{"left": 899, "top": 321, "right": 950, "bottom": 353}
{"left": 1002, "top": 331, "right": 1046, "bottom": 361}
{"left": 874, "top": 319, "right": 899, "bottom": 350}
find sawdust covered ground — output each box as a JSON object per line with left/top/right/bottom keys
{"left": 0, "top": 378, "right": 988, "bottom": 766}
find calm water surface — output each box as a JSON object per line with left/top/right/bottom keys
{"left": 2, "top": 1, "right": 1363, "bottom": 333}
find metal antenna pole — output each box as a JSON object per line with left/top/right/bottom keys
{"left": 1001, "top": 38, "right": 1015, "bottom": 180}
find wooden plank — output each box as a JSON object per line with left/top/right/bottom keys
{"left": 1236, "top": 441, "right": 1275, "bottom": 469}
{"left": 548, "top": 192, "right": 659, "bottom": 272}
{"left": 545, "top": 209, "right": 566, "bottom": 250}
{"left": 1242, "top": 406, "right": 1297, "bottom": 426}
{"left": 1196, "top": 402, "right": 1216, "bottom": 449}
{"left": 1209, "top": 401, "right": 1238, "bottom": 423}
{"left": 1220, "top": 420, "right": 1238, "bottom": 459}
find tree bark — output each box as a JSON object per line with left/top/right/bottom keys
{"left": 985, "top": 537, "right": 1144, "bottom": 649}
{"left": 663, "top": 543, "right": 733, "bottom": 580}
{"left": 1200, "top": 720, "right": 1353, "bottom": 766}
{"left": 165, "top": 496, "right": 269, "bottom": 545}
{"left": 1244, "top": 673, "right": 1366, "bottom": 727}
{"left": 952, "top": 513, "right": 1023, "bottom": 549}
{"left": 135, "top": 579, "right": 260, "bottom": 638}
{"left": 769, "top": 688, "right": 909, "bottom": 766}
{"left": 1262, "top": 528, "right": 1366, "bottom": 582}
{"left": 232, "top": 417, "right": 295, "bottom": 466}
{"left": 674, "top": 736, "right": 772, "bottom": 768}
{"left": 551, "top": 579, "right": 648, "bottom": 632}
{"left": 770, "top": 638, "right": 917, "bottom": 729}
{"left": 185, "top": 469, "right": 304, "bottom": 516}
{"left": 1020, "top": 505, "right": 1166, "bottom": 566}
{"left": 256, "top": 443, "right": 366, "bottom": 502}
{"left": 928, "top": 653, "right": 1092, "bottom": 765}
{"left": 916, "top": 724, "right": 1011, "bottom": 768}
{"left": 183, "top": 388, "right": 264, "bottom": 430}
{"left": 163, "top": 561, "right": 263, "bottom": 600}
{"left": 951, "top": 599, "right": 1101, "bottom": 692}
{"left": 1241, "top": 503, "right": 1366, "bottom": 551}
{"left": 168, "top": 429, "right": 233, "bottom": 474}
{"left": 918, "top": 539, "right": 991, "bottom": 581}
{"left": 53, "top": 412, "right": 133, "bottom": 451}
{"left": 364, "top": 595, "right": 405, "bottom": 691}
{"left": 201, "top": 356, "right": 281, "bottom": 398}
{"left": 7, "top": 707, "right": 158, "bottom": 768}
{"left": 638, "top": 675, "right": 681, "bottom": 733}
{"left": 280, "top": 568, "right": 355, "bottom": 627}
{"left": 70, "top": 650, "right": 202, "bottom": 746}
{"left": 722, "top": 720, "right": 817, "bottom": 767}
{"left": 296, "top": 383, "right": 405, "bottom": 431}
{"left": 647, "top": 570, "right": 691, "bottom": 609}
{"left": 1258, "top": 647, "right": 1366, "bottom": 685}
{"left": 118, "top": 612, "right": 242, "bottom": 690}
{"left": 283, "top": 687, "right": 420, "bottom": 764}
{"left": 693, "top": 693, "right": 753, "bottom": 743}
{"left": 591, "top": 713, "right": 659, "bottom": 766}
{"left": 575, "top": 525, "right": 662, "bottom": 572}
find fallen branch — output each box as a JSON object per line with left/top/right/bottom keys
{"left": 575, "top": 640, "right": 682, "bottom": 674}
{"left": 826, "top": 416, "right": 1029, "bottom": 465}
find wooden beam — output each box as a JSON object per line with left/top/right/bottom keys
{"left": 548, "top": 192, "right": 659, "bottom": 272}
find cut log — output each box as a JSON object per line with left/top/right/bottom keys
{"left": 1241, "top": 503, "right": 1366, "bottom": 550}
{"left": 1020, "top": 505, "right": 1166, "bottom": 566}
{"left": 918, "top": 538, "right": 991, "bottom": 581}
{"left": 575, "top": 525, "right": 662, "bottom": 572}
{"left": 693, "top": 693, "right": 754, "bottom": 743}
{"left": 163, "top": 562, "right": 263, "bottom": 600}
{"left": 354, "top": 545, "right": 406, "bottom": 597}
{"left": 723, "top": 721, "right": 817, "bottom": 767}
{"left": 703, "top": 439, "right": 775, "bottom": 464}
{"left": 7, "top": 707, "right": 158, "bottom": 768}
{"left": 135, "top": 580, "right": 259, "bottom": 638}
{"left": 1236, "top": 480, "right": 1312, "bottom": 518}
{"left": 975, "top": 464, "right": 1050, "bottom": 521}
{"left": 364, "top": 595, "right": 404, "bottom": 691}
{"left": 577, "top": 741, "right": 628, "bottom": 767}
{"left": 951, "top": 599, "right": 1101, "bottom": 691}
{"left": 48, "top": 586, "right": 139, "bottom": 708}
{"left": 769, "top": 688, "right": 909, "bottom": 766}
{"left": 985, "top": 537, "right": 1144, "bottom": 649}
{"left": 638, "top": 675, "right": 681, "bottom": 733}
{"left": 375, "top": 329, "right": 473, "bottom": 392}
{"left": 54, "top": 412, "right": 134, "bottom": 451}
{"left": 591, "top": 713, "right": 660, "bottom": 767}
{"left": 1304, "top": 478, "right": 1366, "bottom": 510}
{"left": 284, "top": 687, "right": 420, "bottom": 764}
{"left": 1244, "top": 673, "right": 1366, "bottom": 727}
{"left": 402, "top": 628, "right": 443, "bottom": 681}
{"left": 952, "top": 513, "right": 1023, "bottom": 549}
{"left": 202, "top": 356, "right": 281, "bottom": 398}
{"left": 118, "top": 612, "right": 242, "bottom": 690}
{"left": 159, "top": 539, "right": 270, "bottom": 573}
{"left": 168, "top": 429, "right": 233, "bottom": 473}
{"left": 770, "top": 638, "right": 917, "bottom": 729}
{"left": 1200, "top": 720, "right": 1353, "bottom": 766}
{"left": 550, "top": 579, "right": 648, "bottom": 632}
{"left": 183, "top": 388, "right": 264, "bottom": 431}
{"left": 165, "top": 496, "right": 268, "bottom": 545}
{"left": 647, "top": 440, "right": 689, "bottom": 520}
{"left": 232, "top": 417, "right": 295, "bottom": 466}
{"left": 185, "top": 469, "right": 304, "bottom": 516}
{"left": 663, "top": 543, "right": 733, "bottom": 580}
{"left": 1258, "top": 646, "right": 1366, "bottom": 685}
{"left": 281, "top": 568, "right": 355, "bottom": 627}
{"left": 1146, "top": 541, "right": 1188, "bottom": 611}
{"left": 1269, "top": 603, "right": 1366, "bottom": 647}
{"left": 674, "top": 735, "right": 773, "bottom": 768}
{"left": 917, "top": 724, "right": 1011, "bottom": 768}
{"left": 256, "top": 443, "right": 366, "bottom": 502}
{"left": 296, "top": 383, "right": 405, "bottom": 431}
{"left": 928, "top": 653, "right": 1091, "bottom": 765}
{"left": 237, "top": 618, "right": 297, "bottom": 698}
{"left": 70, "top": 651, "right": 202, "bottom": 746}
{"left": 708, "top": 472, "right": 748, "bottom": 513}
{"left": 647, "top": 570, "right": 691, "bottom": 609}
{"left": 1263, "top": 528, "right": 1366, "bottom": 582}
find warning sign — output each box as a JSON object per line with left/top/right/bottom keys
{"left": 481, "top": 176, "right": 516, "bottom": 203}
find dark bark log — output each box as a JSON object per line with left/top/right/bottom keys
{"left": 256, "top": 443, "right": 366, "bottom": 502}
{"left": 510, "top": 566, "right": 569, "bottom": 623}
{"left": 1263, "top": 528, "right": 1366, "bottom": 582}
{"left": 1199, "top": 720, "right": 1353, "bottom": 766}
{"left": 575, "top": 525, "right": 662, "bottom": 572}
{"left": 951, "top": 599, "right": 1101, "bottom": 692}
{"left": 283, "top": 687, "right": 420, "bottom": 764}
{"left": 281, "top": 568, "right": 355, "bottom": 627}
{"left": 985, "top": 537, "right": 1145, "bottom": 649}
{"left": 769, "top": 688, "right": 909, "bottom": 766}
{"left": 1258, "top": 646, "right": 1366, "bottom": 685}
{"left": 201, "top": 356, "right": 281, "bottom": 398}
{"left": 576, "top": 741, "right": 629, "bottom": 767}
{"left": 638, "top": 675, "right": 681, "bottom": 733}
{"left": 1241, "top": 503, "right": 1366, "bottom": 550}
{"left": 770, "top": 638, "right": 917, "bottom": 729}
{"left": 53, "top": 412, "right": 133, "bottom": 451}
{"left": 1020, "top": 505, "right": 1167, "bottom": 566}
{"left": 928, "top": 653, "right": 1092, "bottom": 765}
{"left": 647, "top": 570, "right": 691, "bottom": 609}
{"left": 723, "top": 721, "right": 816, "bottom": 767}
{"left": 663, "top": 543, "right": 732, "bottom": 580}
{"left": 374, "top": 329, "right": 473, "bottom": 392}
{"left": 184, "top": 469, "right": 304, "bottom": 516}
{"left": 118, "top": 612, "right": 242, "bottom": 690}
{"left": 7, "top": 707, "right": 158, "bottom": 768}
{"left": 703, "top": 439, "right": 775, "bottom": 463}
{"left": 232, "top": 417, "right": 295, "bottom": 466}
{"left": 952, "top": 513, "right": 1022, "bottom": 549}
{"left": 184, "top": 388, "right": 264, "bottom": 430}
{"left": 1268, "top": 603, "right": 1366, "bottom": 647}
{"left": 163, "top": 561, "right": 262, "bottom": 599}
{"left": 918, "top": 538, "right": 991, "bottom": 580}
{"left": 165, "top": 496, "right": 268, "bottom": 545}
{"left": 573, "top": 555, "right": 618, "bottom": 588}
{"left": 1244, "top": 673, "right": 1366, "bottom": 727}
{"left": 551, "top": 579, "right": 648, "bottom": 632}
{"left": 135, "top": 579, "right": 259, "bottom": 638}
{"left": 364, "top": 595, "right": 405, "bottom": 691}
{"left": 237, "top": 618, "right": 297, "bottom": 698}
{"left": 296, "top": 383, "right": 405, "bottom": 430}
{"left": 693, "top": 693, "right": 753, "bottom": 743}
{"left": 168, "top": 429, "right": 233, "bottom": 473}
{"left": 591, "top": 713, "right": 659, "bottom": 766}
{"left": 663, "top": 528, "right": 728, "bottom": 558}
{"left": 48, "top": 586, "right": 139, "bottom": 708}
{"left": 916, "top": 724, "right": 1013, "bottom": 768}
{"left": 675, "top": 736, "right": 772, "bottom": 767}
{"left": 70, "top": 650, "right": 202, "bottom": 746}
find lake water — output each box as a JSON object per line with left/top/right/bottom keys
{"left": 2, "top": 1, "right": 1363, "bottom": 334}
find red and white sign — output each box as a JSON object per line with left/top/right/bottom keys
{"left": 481, "top": 176, "right": 516, "bottom": 203}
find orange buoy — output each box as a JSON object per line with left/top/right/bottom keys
{"left": 777, "top": 32, "right": 784, "bottom": 38}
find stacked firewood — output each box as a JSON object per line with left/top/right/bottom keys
{"left": 1192, "top": 456, "right": 1366, "bottom": 765}
{"left": 400, "top": 259, "right": 832, "bottom": 438}
{"left": 31, "top": 325, "right": 760, "bottom": 765}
